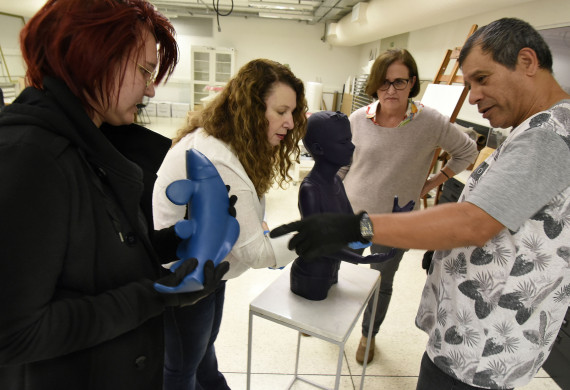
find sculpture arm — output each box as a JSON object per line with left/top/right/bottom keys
{"left": 327, "top": 248, "right": 395, "bottom": 264}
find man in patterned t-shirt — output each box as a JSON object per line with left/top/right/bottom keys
{"left": 271, "top": 17, "right": 570, "bottom": 390}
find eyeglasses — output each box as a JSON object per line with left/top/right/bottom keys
{"left": 137, "top": 63, "right": 157, "bottom": 88}
{"left": 379, "top": 78, "right": 410, "bottom": 91}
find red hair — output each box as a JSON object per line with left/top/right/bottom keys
{"left": 20, "top": 0, "right": 178, "bottom": 116}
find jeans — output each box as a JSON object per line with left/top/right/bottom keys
{"left": 416, "top": 352, "right": 513, "bottom": 390}
{"left": 163, "top": 281, "right": 230, "bottom": 390}
{"left": 361, "top": 244, "right": 406, "bottom": 336}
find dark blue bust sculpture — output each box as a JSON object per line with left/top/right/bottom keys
{"left": 290, "top": 111, "right": 397, "bottom": 300}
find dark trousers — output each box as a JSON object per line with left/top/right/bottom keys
{"left": 163, "top": 281, "right": 230, "bottom": 390}
{"left": 416, "top": 352, "right": 514, "bottom": 390}
{"left": 361, "top": 244, "right": 406, "bottom": 336}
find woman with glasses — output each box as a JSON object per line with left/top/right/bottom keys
{"left": 0, "top": 1, "right": 229, "bottom": 389}
{"left": 152, "top": 58, "right": 307, "bottom": 390}
{"left": 338, "top": 49, "right": 478, "bottom": 364}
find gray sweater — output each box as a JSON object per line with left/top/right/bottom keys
{"left": 341, "top": 104, "right": 478, "bottom": 214}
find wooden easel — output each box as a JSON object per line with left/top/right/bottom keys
{"left": 432, "top": 24, "right": 478, "bottom": 120}
{"left": 422, "top": 24, "right": 478, "bottom": 208}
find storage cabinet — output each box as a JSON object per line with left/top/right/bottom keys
{"left": 190, "top": 46, "right": 235, "bottom": 109}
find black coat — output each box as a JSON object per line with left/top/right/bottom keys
{"left": 0, "top": 77, "right": 176, "bottom": 389}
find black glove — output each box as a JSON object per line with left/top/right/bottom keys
{"left": 422, "top": 250, "right": 434, "bottom": 274}
{"left": 157, "top": 258, "right": 230, "bottom": 307}
{"left": 226, "top": 185, "right": 238, "bottom": 218}
{"left": 270, "top": 212, "right": 364, "bottom": 260}
{"left": 392, "top": 196, "right": 415, "bottom": 213}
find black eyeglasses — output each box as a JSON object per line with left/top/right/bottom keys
{"left": 379, "top": 78, "right": 410, "bottom": 91}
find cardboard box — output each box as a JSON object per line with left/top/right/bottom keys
{"left": 472, "top": 146, "right": 495, "bottom": 170}
{"left": 145, "top": 102, "right": 157, "bottom": 117}
{"left": 157, "top": 102, "right": 171, "bottom": 117}
{"left": 171, "top": 103, "right": 191, "bottom": 118}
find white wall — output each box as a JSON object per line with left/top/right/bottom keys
{"left": 154, "top": 16, "right": 361, "bottom": 110}
{"left": 2, "top": 0, "right": 568, "bottom": 121}
{"left": 0, "top": 12, "right": 360, "bottom": 110}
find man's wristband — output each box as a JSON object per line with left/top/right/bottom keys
{"left": 440, "top": 169, "right": 450, "bottom": 179}
{"left": 359, "top": 212, "right": 374, "bottom": 242}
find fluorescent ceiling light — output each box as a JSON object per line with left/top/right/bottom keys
{"left": 258, "top": 11, "right": 313, "bottom": 20}
{"left": 248, "top": 1, "right": 314, "bottom": 11}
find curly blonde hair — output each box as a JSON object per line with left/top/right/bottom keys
{"left": 173, "top": 59, "right": 307, "bottom": 197}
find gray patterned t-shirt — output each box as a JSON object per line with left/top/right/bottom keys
{"left": 416, "top": 100, "right": 570, "bottom": 389}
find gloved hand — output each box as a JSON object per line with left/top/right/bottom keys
{"left": 392, "top": 196, "right": 415, "bottom": 213}
{"left": 270, "top": 212, "right": 365, "bottom": 260}
{"left": 422, "top": 250, "right": 434, "bottom": 274}
{"left": 226, "top": 185, "right": 237, "bottom": 218}
{"left": 156, "top": 258, "right": 230, "bottom": 307}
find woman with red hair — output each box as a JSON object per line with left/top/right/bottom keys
{"left": 0, "top": 1, "right": 227, "bottom": 389}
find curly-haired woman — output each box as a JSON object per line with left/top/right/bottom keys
{"left": 152, "top": 58, "right": 307, "bottom": 390}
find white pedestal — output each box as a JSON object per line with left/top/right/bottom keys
{"left": 247, "top": 262, "right": 380, "bottom": 390}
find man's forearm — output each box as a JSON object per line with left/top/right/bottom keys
{"left": 369, "top": 202, "right": 504, "bottom": 250}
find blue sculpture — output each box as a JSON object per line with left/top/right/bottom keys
{"left": 154, "top": 149, "right": 240, "bottom": 293}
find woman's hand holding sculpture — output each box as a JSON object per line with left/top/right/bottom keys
{"left": 392, "top": 196, "right": 415, "bottom": 213}
{"left": 156, "top": 259, "right": 230, "bottom": 307}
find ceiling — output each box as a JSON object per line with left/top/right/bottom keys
{"left": 150, "top": 0, "right": 359, "bottom": 25}
{"left": 0, "top": 0, "right": 359, "bottom": 25}
{"left": 0, "top": 0, "right": 543, "bottom": 46}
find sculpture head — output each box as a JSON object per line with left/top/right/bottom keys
{"left": 303, "top": 111, "right": 354, "bottom": 168}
